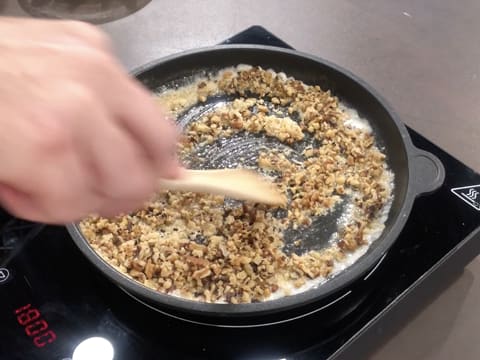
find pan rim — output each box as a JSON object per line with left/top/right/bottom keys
{"left": 66, "top": 44, "right": 420, "bottom": 317}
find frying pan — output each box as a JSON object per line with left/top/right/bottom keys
{"left": 66, "top": 45, "right": 445, "bottom": 321}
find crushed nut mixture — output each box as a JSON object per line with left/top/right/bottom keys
{"left": 80, "top": 65, "right": 394, "bottom": 304}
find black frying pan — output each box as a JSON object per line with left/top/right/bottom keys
{"left": 66, "top": 45, "right": 445, "bottom": 322}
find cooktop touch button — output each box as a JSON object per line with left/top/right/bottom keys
{"left": 72, "top": 337, "right": 114, "bottom": 360}
{"left": 0, "top": 268, "right": 10, "bottom": 284}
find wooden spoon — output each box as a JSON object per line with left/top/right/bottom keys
{"left": 158, "top": 168, "right": 286, "bottom": 206}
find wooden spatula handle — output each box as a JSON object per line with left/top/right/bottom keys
{"left": 158, "top": 169, "right": 286, "bottom": 206}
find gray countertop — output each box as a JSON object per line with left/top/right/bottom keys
{"left": 3, "top": 1, "right": 480, "bottom": 359}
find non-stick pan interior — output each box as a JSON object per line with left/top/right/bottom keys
{"left": 135, "top": 46, "right": 410, "bottom": 262}
{"left": 66, "top": 45, "right": 420, "bottom": 317}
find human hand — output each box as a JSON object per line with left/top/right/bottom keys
{"left": 0, "top": 17, "right": 182, "bottom": 224}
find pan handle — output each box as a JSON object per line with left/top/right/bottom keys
{"left": 412, "top": 147, "right": 445, "bottom": 197}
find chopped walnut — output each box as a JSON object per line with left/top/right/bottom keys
{"left": 80, "top": 65, "right": 393, "bottom": 304}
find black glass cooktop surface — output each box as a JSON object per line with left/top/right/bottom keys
{"left": 0, "top": 26, "right": 479, "bottom": 360}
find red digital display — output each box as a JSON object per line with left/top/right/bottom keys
{"left": 14, "top": 304, "right": 57, "bottom": 348}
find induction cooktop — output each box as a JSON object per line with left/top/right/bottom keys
{"left": 0, "top": 26, "right": 479, "bottom": 360}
